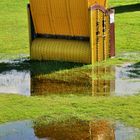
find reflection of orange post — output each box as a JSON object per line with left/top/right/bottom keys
{"left": 92, "top": 66, "right": 115, "bottom": 96}
{"left": 92, "top": 67, "right": 98, "bottom": 95}
{"left": 90, "top": 120, "right": 115, "bottom": 140}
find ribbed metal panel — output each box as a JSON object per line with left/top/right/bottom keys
{"left": 31, "top": 38, "right": 91, "bottom": 63}
{"left": 90, "top": 3, "right": 111, "bottom": 63}
{"left": 97, "top": 10, "right": 104, "bottom": 62}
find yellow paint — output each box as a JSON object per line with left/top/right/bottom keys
{"left": 31, "top": 38, "right": 91, "bottom": 63}
{"left": 88, "top": 0, "right": 108, "bottom": 8}
{"left": 104, "top": 15, "right": 110, "bottom": 60}
{"left": 97, "top": 10, "right": 104, "bottom": 62}
{"left": 29, "top": 0, "right": 111, "bottom": 64}
{"left": 90, "top": 10, "right": 97, "bottom": 64}
{"left": 30, "top": 0, "right": 108, "bottom": 36}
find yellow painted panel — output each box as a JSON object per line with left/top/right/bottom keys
{"left": 97, "top": 10, "right": 104, "bottom": 61}
{"left": 29, "top": 0, "right": 108, "bottom": 36}
{"left": 104, "top": 15, "right": 110, "bottom": 60}
{"left": 88, "top": 0, "right": 108, "bottom": 8}
{"left": 31, "top": 38, "right": 91, "bottom": 63}
{"left": 30, "top": 0, "right": 52, "bottom": 34}
{"left": 68, "top": 0, "right": 89, "bottom": 36}
{"left": 90, "top": 10, "right": 97, "bottom": 64}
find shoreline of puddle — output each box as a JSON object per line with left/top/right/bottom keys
{"left": 0, "top": 58, "right": 140, "bottom": 96}
{"left": 0, "top": 119, "right": 139, "bottom": 140}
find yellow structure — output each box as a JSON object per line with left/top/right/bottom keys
{"left": 28, "top": 0, "right": 115, "bottom": 64}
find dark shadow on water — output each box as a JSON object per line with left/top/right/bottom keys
{"left": 126, "top": 62, "right": 140, "bottom": 78}
{"left": 114, "top": 3, "right": 140, "bottom": 14}
{"left": 0, "top": 59, "right": 84, "bottom": 75}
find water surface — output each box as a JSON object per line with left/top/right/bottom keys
{"left": 0, "top": 120, "right": 139, "bottom": 140}
{"left": 0, "top": 59, "right": 139, "bottom": 96}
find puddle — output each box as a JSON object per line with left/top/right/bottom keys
{"left": 0, "top": 120, "right": 139, "bottom": 140}
{"left": 0, "top": 59, "right": 140, "bottom": 96}
{"left": 0, "top": 70, "right": 30, "bottom": 96}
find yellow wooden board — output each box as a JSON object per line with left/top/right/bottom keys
{"left": 104, "top": 15, "right": 110, "bottom": 60}
{"left": 90, "top": 10, "right": 97, "bottom": 64}
{"left": 29, "top": 0, "right": 108, "bottom": 36}
{"left": 97, "top": 10, "right": 104, "bottom": 62}
{"left": 89, "top": 6, "right": 110, "bottom": 64}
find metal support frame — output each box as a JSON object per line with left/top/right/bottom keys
{"left": 89, "top": 4, "right": 115, "bottom": 64}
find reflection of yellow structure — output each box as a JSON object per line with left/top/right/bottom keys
{"left": 90, "top": 120, "right": 115, "bottom": 140}
{"left": 31, "top": 74, "right": 91, "bottom": 95}
{"left": 92, "top": 66, "right": 115, "bottom": 96}
{"left": 34, "top": 120, "right": 115, "bottom": 140}
{"left": 31, "top": 66, "right": 115, "bottom": 96}
{"left": 28, "top": 0, "right": 115, "bottom": 64}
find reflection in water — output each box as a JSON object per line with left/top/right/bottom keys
{"left": 0, "top": 120, "right": 139, "bottom": 140}
{"left": 0, "top": 70, "right": 30, "bottom": 96}
{"left": 34, "top": 120, "right": 115, "bottom": 140}
{"left": 0, "top": 60, "right": 140, "bottom": 96}
{"left": 31, "top": 66, "right": 115, "bottom": 96}
{"left": 92, "top": 66, "right": 115, "bottom": 96}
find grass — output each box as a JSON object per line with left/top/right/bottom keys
{"left": 0, "top": 94, "right": 140, "bottom": 128}
{"left": 0, "top": 0, "right": 140, "bottom": 131}
{"left": 0, "top": 0, "right": 140, "bottom": 59}
{"left": 109, "top": 0, "right": 140, "bottom": 7}
{"left": 0, "top": 0, "right": 29, "bottom": 59}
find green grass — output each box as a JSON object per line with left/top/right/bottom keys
{"left": 0, "top": 0, "right": 140, "bottom": 59}
{"left": 115, "top": 11, "right": 140, "bottom": 53}
{"left": 109, "top": 0, "right": 140, "bottom": 6}
{"left": 0, "top": 0, "right": 29, "bottom": 59}
{"left": 0, "top": 94, "right": 140, "bottom": 128}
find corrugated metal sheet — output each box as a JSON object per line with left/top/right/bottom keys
{"left": 31, "top": 38, "right": 91, "bottom": 63}
{"left": 90, "top": 4, "right": 110, "bottom": 63}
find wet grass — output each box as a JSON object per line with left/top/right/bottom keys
{"left": 0, "top": 94, "right": 140, "bottom": 128}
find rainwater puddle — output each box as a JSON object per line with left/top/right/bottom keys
{"left": 0, "top": 120, "right": 139, "bottom": 140}
{"left": 0, "top": 59, "right": 139, "bottom": 96}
